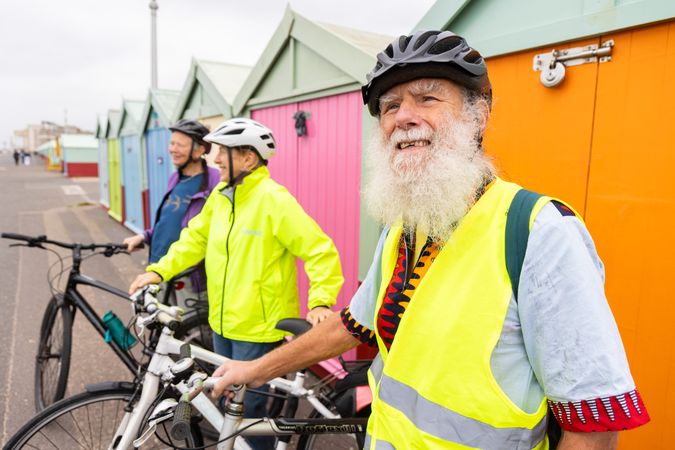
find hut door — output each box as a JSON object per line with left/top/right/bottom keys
{"left": 146, "top": 128, "right": 172, "bottom": 226}
{"left": 584, "top": 22, "right": 675, "bottom": 449}
{"left": 483, "top": 36, "right": 602, "bottom": 212}
{"left": 122, "top": 136, "right": 144, "bottom": 234}
{"left": 252, "top": 91, "right": 362, "bottom": 315}
{"left": 108, "top": 139, "right": 122, "bottom": 222}
{"left": 484, "top": 21, "right": 675, "bottom": 447}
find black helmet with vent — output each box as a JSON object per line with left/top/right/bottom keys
{"left": 169, "top": 119, "right": 212, "bottom": 153}
{"left": 361, "top": 30, "right": 492, "bottom": 116}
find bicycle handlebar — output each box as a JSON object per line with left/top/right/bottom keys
{"left": 1, "top": 232, "right": 143, "bottom": 254}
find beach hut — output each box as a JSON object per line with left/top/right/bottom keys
{"left": 106, "top": 110, "right": 123, "bottom": 222}
{"left": 117, "top": 100, "right": 145, "bottom": 234}
{"left": 415, "top": 1, "right": 675, "bottom": 447}
{"left": 95, "top": 115, "right": 109, "bottom": 208}
{"left": 139, "top": 89, "right": 180, "bottom": 227}
{"left": 233, "top": 6, "right": 391, "bottom": 315}
{"left": 172, "top": 58, "right": 251, "bottom": 164}
{"left": 60, "top": 134, "right": 98, "bottom": 177}
{"left": 36, "top": 139, "right": 58, "bottom": 170}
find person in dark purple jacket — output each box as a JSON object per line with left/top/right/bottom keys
{"left": 124, "top": 119, "right": 220, "bottom": 294}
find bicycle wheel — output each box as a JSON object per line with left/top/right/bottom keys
{"left": 6, "top": 386, "right": 201, "bottom": 449}
{"left": 34, "top": 294, "right": 73, "bottom": 411}
{"left": 296, "top": 407, "right": 370, "bottom": 450}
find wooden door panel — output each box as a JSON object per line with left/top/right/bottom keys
{"left": 586, "top": 21, "right": 675, "bottom": 449}
{"left": 483, "top": 37, "right": 601, "bottom": 212}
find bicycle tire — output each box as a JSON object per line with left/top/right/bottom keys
{"left": 6, "top": 385, "right": 201, "bottom": 449}
{"left": 295, "top": 406, "right": 370, "bottom": 450}
{"left": 34, "top": 294, "right": 73, "bottom": 412}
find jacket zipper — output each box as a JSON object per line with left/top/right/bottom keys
{"left": 220, "top": 188, "right": 235, "bottom": 335}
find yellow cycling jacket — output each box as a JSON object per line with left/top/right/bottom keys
{"left": 147, "top": 166, "right": 344, "bottom": 342}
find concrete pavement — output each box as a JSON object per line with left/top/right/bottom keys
{"left": 0, "top": 155, "right": 147, "bottom": 443}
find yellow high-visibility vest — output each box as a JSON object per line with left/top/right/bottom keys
{"left": 366, "top": 178, "right": 551, "bottom": 449}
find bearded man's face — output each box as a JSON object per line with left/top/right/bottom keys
{"left": 363, "top": 78, "right": 495, "bottom": 242}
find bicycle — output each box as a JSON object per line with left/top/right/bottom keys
{"left": 1, "top": 232, "right": 212, "bottom": 412}
{"left": 4, "top": 285, "right": 370, "bottom": 449}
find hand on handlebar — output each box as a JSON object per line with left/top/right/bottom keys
{"left": 306, "top": 306, "right": 332, "bottom": 326}
{"left": 211, "top": 359, "right": 264, "bottom": 399}
{"left": 124, "top": 235, "right": 145, "bottom": 252}
{"left": 129, "top": 271, "right": 162, "bottom": 295}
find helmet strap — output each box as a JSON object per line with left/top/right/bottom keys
{"left": 224, "top": 146, "right": 254, "bottom": 188}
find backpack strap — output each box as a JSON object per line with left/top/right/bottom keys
{"left": 505, "top": 188, "right": 564, "bottom": 449}
{"left": 505, "top": 189, "right": 543, "bottom": 301}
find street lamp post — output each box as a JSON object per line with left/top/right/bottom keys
{"left": 149, "top": 0, "right": 158, "bottom": 89}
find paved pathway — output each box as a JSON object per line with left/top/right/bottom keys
{"left": 0, "top": 155, "right": 147, "bottom": 443}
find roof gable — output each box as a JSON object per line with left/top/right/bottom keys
{"left": 95, "top": 114, "right": 107, "bottom": 139}
{"left": 232, "top": 6, "right": 392, "bottom": 114}
{"left": 105, "top": 110, "right": 121, "bottom": 139}
{"left": 118, "top": 100, "right": 145, "bottom": 137}
{"left": 414, "top": 0, "right": 675, "bottom": 57}
{"left": 173, "top": 58, "right": 251, "bottom": 122}
{"left": 140, "top": 89, "right": 180, "bottom": 132}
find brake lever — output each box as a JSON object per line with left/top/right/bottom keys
{"left": 133, "top": 402, "right": 176, "bottom": 447}
{"left": 9, "top": 243, "right": 44, "bottom": 249}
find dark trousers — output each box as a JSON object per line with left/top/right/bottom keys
{"left": 212, "top": 333, "right": 282, "bottom": 450}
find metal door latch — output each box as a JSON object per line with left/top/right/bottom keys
{"left": 533, "top": 40, "right": 614, "bottom": 87}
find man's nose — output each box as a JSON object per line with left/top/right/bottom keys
{"left": 394, "top": 101, "right": 422, "bottom": 130}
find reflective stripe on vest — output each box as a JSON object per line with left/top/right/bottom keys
{"left": 364, "top": 434, "right": 396, "bottom": 450}
{"left": 379, "top": 374, "right": 547, "bottom": 449}
{"left": 368, "top": 178, "right": 550, "bottom": 449}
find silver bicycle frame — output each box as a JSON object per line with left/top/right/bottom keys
{"left": 110, "top": 325, "right": 340, "bottom": 450}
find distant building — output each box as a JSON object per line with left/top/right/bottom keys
{"left": 13, "top": 121, "right": 88, "bottom": 153}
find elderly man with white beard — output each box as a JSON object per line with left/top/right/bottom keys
{"left": 211, "top": 31, "right": 649, "bottom": 449}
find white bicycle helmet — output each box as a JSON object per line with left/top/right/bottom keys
{"left": 204, "top": 118, "right": 277, "bottom": 160}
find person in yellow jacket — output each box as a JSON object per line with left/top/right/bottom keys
{"left": 209, "top": 32, "right": 650, "bottom": 449}
{"left": 129, "top": 117, "right": 343, "bottom": 450}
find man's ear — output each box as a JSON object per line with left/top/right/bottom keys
{"left": 477, "top": 99, "right": 490, "bottom": 136}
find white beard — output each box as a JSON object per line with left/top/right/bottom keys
{"left": 363, "top": 110, "right": 495, "bottom": 243}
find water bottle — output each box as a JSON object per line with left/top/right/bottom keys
{"left": 103, "top": 311, "right": 137, "bottom": 350}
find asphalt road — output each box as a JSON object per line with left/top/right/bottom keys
{"left": 0, "top": 155, "right": 148, "bottom": 444}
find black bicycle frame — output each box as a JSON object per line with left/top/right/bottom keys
{"left": 65, "top": 272, "right": 139, "bottom": 375}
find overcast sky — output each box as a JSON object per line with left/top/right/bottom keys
{"left": 0, "top": 0, "right": 436, "bottom": 148}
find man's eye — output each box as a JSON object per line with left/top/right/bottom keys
{"left": 381, "top": 103, "right": 399, "bottom": 113}
{"left": 422, "top": 96, "right": 438, "bottom": 102}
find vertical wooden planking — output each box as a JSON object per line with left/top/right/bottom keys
{"left": 107, "top": 139, "right": 123, "bottom": 222}
{"left": 253, "top": 104, "right": 300, "bottom": 197}
{"left": 483, "top": 37, "right": 601, "bottom": 213}
{"left": 98, "top": 138, "right": 109, "bottom": 207}
{"left": 296, "top": 91, "right": 363, "bottom": 314}
{"left": 146, "top": 128, "right": 172, "bottom": 226}
{"left": 252, "top": 93, "right": 362, "bottom": 316}
{"left": 586, "top": 22, "right": 675, "bottom": 449}
{"left": 121, "top": 135, "right": 145, "bottom": 234}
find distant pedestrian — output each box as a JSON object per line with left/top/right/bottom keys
{"left": 23, "top": 151, "right": 31, "bottom": 166}
{"left": 13, "top": 149, "right": 20, "bottom": 165}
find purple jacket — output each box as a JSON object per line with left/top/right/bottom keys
{"left": 143, "top": 166, "right": 221, "bottom": 292}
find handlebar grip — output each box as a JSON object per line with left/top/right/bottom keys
{"left": 170, "top": 400, "right": 192, "bottom": 441}
{"left": 179, "top": 343, "right": 192, "bottom": 360}
{"left": 1, "top": 233, "right": 42, "bottom": 242}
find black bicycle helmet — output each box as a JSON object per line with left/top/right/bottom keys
{"left": 361, "top": 30, "right": 492, "bottom": 116}
{"left": 169, "top": 119, "right": 212, "bottom": 153}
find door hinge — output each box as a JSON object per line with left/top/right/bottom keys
{"left": 533, "top": 40, "right": 614, "bottom": 87}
